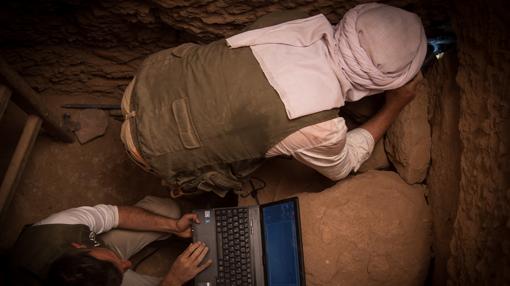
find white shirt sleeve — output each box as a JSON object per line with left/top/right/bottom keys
{"left": 266, "top": 118, "right": 375, "bottom": 181}
{"left": 33, "top": 204, "right": 119, "bottom": 234}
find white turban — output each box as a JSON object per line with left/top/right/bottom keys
{"left": 334, "top": 3, "right": 427, "bottom": 101}
{"left": 227, "top": 3, "right": 427, "bottom": 118}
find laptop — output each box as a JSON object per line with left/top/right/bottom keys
{"left": 192, "top": 197, "right": 306, "bottom": 286}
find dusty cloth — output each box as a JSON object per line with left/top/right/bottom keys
{"left": 27, "top": 196, "right": 180, "bottom": 286}
{"left": 122, "top": 80, "right": 374, "bottom": 182}
{"left": 266, "top": 120, "right": 374, "bottom": 180}
{"left": 226, "top": 3, "right": 427, "bottom": 119}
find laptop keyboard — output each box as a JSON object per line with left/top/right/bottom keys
{"left": 215, "top": 208, "right": 253, "bottom": 285}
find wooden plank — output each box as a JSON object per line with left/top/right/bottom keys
{"left": 0, "top": 56, "right": 74, "bottom": 142}
{"left": 0, "top": 84, "right": 11, "bottom": 120}
{"left": 0, "top": 115, "right": 42, "bottom": 222}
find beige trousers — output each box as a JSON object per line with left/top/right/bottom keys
{"left": 99, "top": 196, "right": 181, "bottom": 286}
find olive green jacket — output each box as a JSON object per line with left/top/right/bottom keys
{"left": 128, "top": 11, "right": 338, "bottom": 196}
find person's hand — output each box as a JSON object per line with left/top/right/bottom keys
{"left": 161, "top": 242, "right": 213, "bottom": 286}
{"left": 385, "top": 71, "right": 423, "bottom": 110}
{"left": 174, "top": 213, "right": 200, "bottom": 238}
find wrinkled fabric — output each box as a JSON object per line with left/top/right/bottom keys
{"left": 35, "top": 204, "right": 119, "bottom": 234}
{"left": 266, "top": 118, "right": 375, "bottom": 180}
{"left": 127, "top": 37, "right": 338, "bottom": 196}
{"left": 226, "top": 3, "right": 427, "bottom": 119}
{"left": 122, "top": 77, "right": 373, "bottom": 182}
{"left": 335, "top": 3, "right": 427, "bottom": 101}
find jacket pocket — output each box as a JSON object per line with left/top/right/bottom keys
{"left": 172, "top": 98, "right": 201, "bottom": 149}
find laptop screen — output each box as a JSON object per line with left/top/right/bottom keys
{"left": 261, "top": 199, "right": 303, "bottom": 286}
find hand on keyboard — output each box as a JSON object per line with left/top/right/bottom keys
{"left": 161, "top": 241, "right": 213, "bottom": 286}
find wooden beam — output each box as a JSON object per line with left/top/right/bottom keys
{"left": 0, "top": 115, "right": 42, "bottom": 222}
{"left": 0, "top": 57, "right": 74, "bottom": 142}
{"left": 0, "top": 85, "right": 11, "bottom": 120}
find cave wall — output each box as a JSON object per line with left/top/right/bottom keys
{"left": 0, "top": 0, "right": 447, "bottom": 99}
{"left": 426, "top": 52, "right": 461, "bottom": 286}
{"left": 447, "top": 0, "right": 510, "bottom": 285}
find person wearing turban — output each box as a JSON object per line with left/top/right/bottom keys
{"left": 121, "top": 3, "right": 427, "bottom": 197}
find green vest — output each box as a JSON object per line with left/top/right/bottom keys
{"left": 128, "top": 10, "right": 338, "bottom": 196}
{"left": 8, "top": 224, "right": 105, "bottom": 285}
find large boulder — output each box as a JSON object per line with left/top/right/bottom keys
{"left": 385, "top": 81, "right": 431, "bottom": 184}
{"left": 297, "top": 171, "right": 431, "bottom": 286}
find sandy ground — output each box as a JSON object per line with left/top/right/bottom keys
{"left": 0, "top": 95, "right": 238, "bottom": 278}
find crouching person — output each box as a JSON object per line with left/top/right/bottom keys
{"left": 7, "top": 196, "right": 212, "bottom": 286}
{"left": 120, "top": 3, "right": 427, "bottom": 198}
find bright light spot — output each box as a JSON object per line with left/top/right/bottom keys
{"left": 435, "top": 52, "right": 444, "bottom": 60}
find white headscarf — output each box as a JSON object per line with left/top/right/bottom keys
{"left": 227, "top": 3, "right": 427, "bottom": 119}
{"left": 333, "top": 3, "right": 427, "bottom": 101}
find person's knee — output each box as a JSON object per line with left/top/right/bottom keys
{"left": 135, "top": 196, "right": 181, "bottom": 219}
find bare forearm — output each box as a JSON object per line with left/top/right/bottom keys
{"left": 359, "top": 101, "right": 403, "bottom": 142}
{"left": 360, "top": 85, "right": 418, "bottom": 142}
{"left": 361, "top": 71, "right": 422, "bottom": 141}
{"left": 117, "top": 206, "right": 178, "bottom": 233}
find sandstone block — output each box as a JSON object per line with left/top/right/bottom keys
{"left": 385, "top": 81, "right": 431, "bottom": 184}
{"left": 298, "top": 171, "right": 431, "bottom": 286}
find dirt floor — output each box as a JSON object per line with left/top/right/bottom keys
{"left": 0, "top": 94, "right": 243, "bottom": 278}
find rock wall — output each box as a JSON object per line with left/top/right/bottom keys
{"left": 385, "top": 79, "right": 431, "bottom": 184}
{"left": 0, "top": 1, "right": 182, "bottom": 98}
{"left": 448, "top": 0, "right": 510, "bottom": 285}
{"left": 0, "top": 0, "right": 448, "bottom": 99}
{"left": 426, "top": 52, "right": 461, "bottom": 286}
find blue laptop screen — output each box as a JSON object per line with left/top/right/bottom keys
{"left": 261, "top": 200, "right": 301, "bottom": 286}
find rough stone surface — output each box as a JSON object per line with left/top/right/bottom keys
{"left": 297, "top": 171, "right": 431, "bottom": 286}
{"left": 425, "top": 52, "right": 461, "bottom": 286}
{"left": 385, "top": 80, "right": 431, "bottom": 184}
{"left": 358, "top": 139, "right": 390, "bottom": 173}
{"left": 447, "top": 1, "right": 510, "bottom": 285}
{"left": 0, "top": 0, "right": 448, "bottom": 99}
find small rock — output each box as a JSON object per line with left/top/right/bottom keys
{"left": 74, "top": 109, "right": 108, "bottom": 144}
{"left": 385, "top": 81, "right": 431, "bottom": 184}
